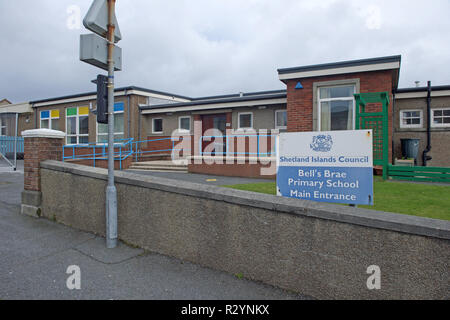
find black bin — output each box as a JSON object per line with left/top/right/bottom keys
{"left": 401, "top": 139, "right": 420, "bottom": 161}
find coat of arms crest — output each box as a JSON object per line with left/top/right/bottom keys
{"left": 310, "top": 135, "right": 333, "bottom": 152}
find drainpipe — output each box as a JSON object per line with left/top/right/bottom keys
{"left": 422, "top": 81, "right": 432, "bottom": 166}
{"left": 392, "top": 90, "right": 396, "bottom": 164}
{"left": 125, "top": 89, "right": 131, "bottom": 139}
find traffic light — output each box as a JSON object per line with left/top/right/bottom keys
{"left": 96, "top": 74, "right": 108, "bottom": 124}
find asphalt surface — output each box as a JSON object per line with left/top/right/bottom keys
{"left": 125, "top": 169, "right": 274, "bottom": 186}
{"left": 0, "top": 166, "right": 309, "bottom": 300}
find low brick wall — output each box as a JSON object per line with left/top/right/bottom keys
{"left": 39, "top": 160, "right": 450, "bottom": 299}
{"left": 188, "top": 156, "right": 277, "bottom": 179}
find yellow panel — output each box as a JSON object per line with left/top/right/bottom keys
{"left": 78, "top": 107, "right": 89, "bottom": 115}
{"left": 51, "top": 110, "right": 60, "bottom": 118}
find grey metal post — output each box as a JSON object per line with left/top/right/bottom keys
{"left": 106, "top": 0, "right": 117, "bottom": 248}
{"left": 13, "top": 113, "right": 18, "bottom": 171}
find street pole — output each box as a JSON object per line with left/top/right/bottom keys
{"left": 106, "top": 0, "right": 117, "bottom": 248}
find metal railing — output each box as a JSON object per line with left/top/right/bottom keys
{"left": 0, "top": 136, "right": 24, "bottom": 155}
{"left": 199, "top": 134, "right": 277, "bottom": 157}
{"left": 132, "top": 136, "right": 192, "bottom": 162}
{"left": 62, "top": 138, "right": 134, "bottom": 170}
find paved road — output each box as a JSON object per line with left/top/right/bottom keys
{"left": 0, "top": 170, "right": 309, "bottom": 300}
{"left": 126, "top": 169, "right": 274, "bottom": 186}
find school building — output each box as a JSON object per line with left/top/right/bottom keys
{"left": 2, "top": 55, "right": 450, "bottom": 174}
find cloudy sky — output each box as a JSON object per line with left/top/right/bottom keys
{"left": 1, "top": 0, "right": 449, "bottom": 103}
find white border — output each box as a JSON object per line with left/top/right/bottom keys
{"left": 237, "top": 112, "right": 253, "bottom": 130}
{"left": 275, "top": 110, "right": 287, "bottom": 129}
{"left": 152, "top": 118, "right": 163, "bottom": 134}
{"left": 431, "top": 107, "right": 450, "bottom": 128}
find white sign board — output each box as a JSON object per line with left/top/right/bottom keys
{"left": 277, "top": 130, "right": 374, "bottom": 205}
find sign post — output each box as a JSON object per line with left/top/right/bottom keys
{"left": 80, "top": 0, "right": 121, "bottom": 248}
{"left": 277, "top": 130, "right": 374, "bottom": 206}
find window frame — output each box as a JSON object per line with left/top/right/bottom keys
{"left": 431, "top": 107, "right": 450, "bottom": 128}
{"left": 238, "top": 112, "right": 253, "bottom": 130}
{"left": 96, "top": 103, "right": 125, "bottom": 144}
{"left": 317, "top": 84, "right": 356, "bottom": 131}
{"left": 152, "top": 118, "right": 163, "bottom": 134}
{"left": 399, "top": 109, "right": 423, "bottom": 129}
{"left": 275, "top": 109, "right": 287, "bottom": 130}
{"left": 65, "top": 106, "right": 89, "bottom": 146}
{"left": 40, "top": 109, "right": 60, "bottom": 130}
{"left": 178, "top": 116, "right": 191, "bottom": 133}
{"left": 0, "top": 118, "right": 6, "bottom": 136}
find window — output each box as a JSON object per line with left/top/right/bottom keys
{"left": 275, "top": 110, "right": 287, "bottom": 129}
{"left": 40, "top": 110, "right": 60, "bottom": 130}
{"left": 0, "top": 118, "right": 5, "bottom": 136}
{"left": 238, "top": 112, "right": 253, "bottom": 129}
{"left": 152, "top": 118, "right": 163, "bottom": 134}
{"left": 97, "top": 103, "right": 125, "bottom": 143}
{"left": 178, "top": 116, "right": 191, "bottom": 132}
{"left": 400, "top": 110, "right": 422, "bottom": 128}
{"left": 318, "top": 85, "right": 355, "bottom": 131}
{"left": 66, "top": 106, "right": 89, "bottom": 145}
{"left": 431, "top": 108, "right": 450, "bottom": 127}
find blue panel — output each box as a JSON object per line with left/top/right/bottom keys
{"left": 114, "top": 102, "right": 124, "bottom": 112}
{"left": 41, "top": 111, "right": 50, "bottom": 119}
{"left": 295, "top": 82, "right": 303, "bottom": 89}
{"left": 277, "top": 166, "right": 373, "bottom": 205}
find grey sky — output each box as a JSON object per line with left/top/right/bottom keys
{"left": 1, "top": 0, "right": 449, "bottom": 103}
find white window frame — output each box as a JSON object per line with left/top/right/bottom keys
{"left": 317, "top": 85, "right": 356, "bottom": 131}
{"left": 238, "top": 112, "right": 253, "bottom": 130}
{"left": 40, "top": 110, "right": 60, "bottom": 130}
{"left": 431, "top": 108, "right": 450, "bottom": 128}
{"left": 152, "top": 118, "right": 163, "bottom": 134}
{"left": 65, "top": 107, "right": 89, "bottom": 146}
{"left": 178, "top": 116, "right": 191, "bottom": 133}
{"left": 275, "top": 110, "right": 287, "bottom": 129}
{"left": 96, "top": 108, "right": 125, "bottom": 144}
{"left": 400, "top": 109, "right": 423, "bottom": 128}
{"left": 0, "top": 118, "right": 6, "bottom": 136}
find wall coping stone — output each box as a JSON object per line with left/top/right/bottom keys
{"left": 40, "top": 160, "right": 450, "bottom": 240}
{"left": 22, "top": 129, "right": 65, "bottom": 139}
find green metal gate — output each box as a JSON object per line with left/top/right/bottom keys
{"left": 354, "top": 92, "right": 389, "bottom": 179}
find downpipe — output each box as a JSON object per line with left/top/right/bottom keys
{"left": 422, "top": 81, "right": 432, "bottom": 166}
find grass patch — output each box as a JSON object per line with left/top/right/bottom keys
{"left": 223, "top": 177, "right": 450, "bottom": 221}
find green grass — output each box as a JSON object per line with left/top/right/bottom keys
{"left": 223, "top": 177, "right": 450, "bottom": 221}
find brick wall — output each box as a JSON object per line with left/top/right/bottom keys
{"left": 286, "top": 70, "right": 394, "bottom": 162}
{"left": 23, "top": 137, "right": 63, "bottom": 191}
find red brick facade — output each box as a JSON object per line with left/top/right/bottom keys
{"left": 286, "top": 70, "right": 394, "bottom": 162}
{"left": 24, "top": 137, "right": 63, "bottom": 191}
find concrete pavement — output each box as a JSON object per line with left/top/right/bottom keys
{"left": 0, "top": 169, "right": 309, "bottom": 300}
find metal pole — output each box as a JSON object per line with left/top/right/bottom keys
{"left": 106, "top": 0, "right": 117, "bottom": 248}
{"left": 13, "top": 113, "right": 18, "bottom": 171}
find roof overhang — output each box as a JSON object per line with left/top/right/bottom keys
{"left": 277, "top": 55, "right": 401, "bottom": 89}
{"left": 0, "top": 102, "right": 32, "bottom": 114}
{"left": 141, "top": 96, "right": 287, "bottom": 115}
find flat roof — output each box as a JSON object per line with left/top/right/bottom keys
{"left": 278, "top": 55, "right": 402, "bottom": 75}
{"left": 30, "top": 86, "right": 192, "bottom": 105}
{"left": 396, "top": 85, "right": 450, "bottom": 93}
{"left": 140, "top": 90, "right": 287, "bottom": 111}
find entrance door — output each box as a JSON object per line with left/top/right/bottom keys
{"left": 201, "top": 114, "right": 227, "bottom": 155}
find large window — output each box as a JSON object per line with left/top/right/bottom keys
{"left": 238, "top": 112, "right": 253, "bottom": 129}
{"left": 97, "top": 102, "right": 125, "bottom": 143}
{"left": 275, "top": 110, "right": 287, "bottom": 129}
{"left": 40, "top": 110, "right": 60, "bottom": 130}
{"left": 152, "top": 118, "right": 163, "bottom": 134}
{"left": 400, "top": 110, "right": 422, "bottom": 128}
{"left": 318, "top": 85, "right": 355, "bottom": 131}
{"left": 66, "top": 106, "right": 89, "bottom": 145}
{"left": 431, "top": 108, "right": 450, "bottom": 127}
